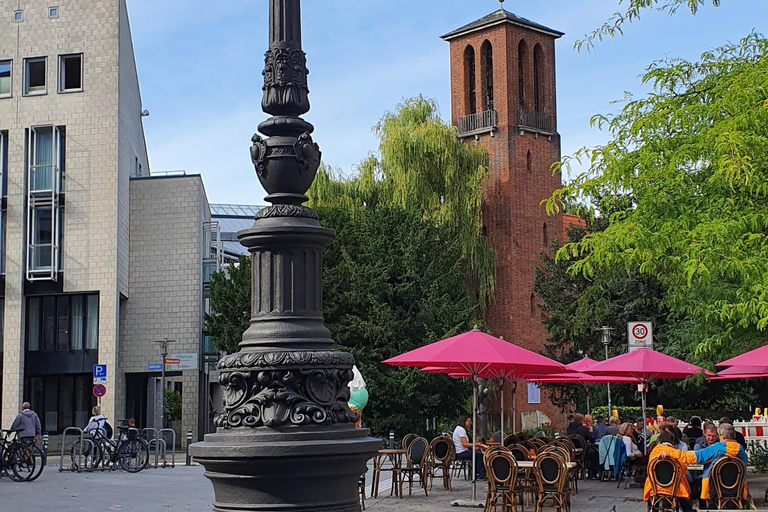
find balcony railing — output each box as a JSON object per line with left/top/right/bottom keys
{"left": 457, "top": 109, "right": 497, "bottom": 137}
{"left": 28, "top": 243, "right": 59, "bottom": 280}
{"left": 517, "top": 109, "right": 553, "bottom": 133}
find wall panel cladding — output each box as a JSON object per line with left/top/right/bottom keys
{"left": 447, "top": 22, "right": 565, "bottom": 425}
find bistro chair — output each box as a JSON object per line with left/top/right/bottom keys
{"left": 710, "top": 457, "right": 748, "bottom": 510}
{"left": 402, "top": 433, "right": 418, "bottom": 451}
{"left": 491, "top": 431, "right": 503, "bottom": 444}
{"left": 503, "top": 434, "right": 517, "bottom": 447}
{"left": 428, "top": 436, "right": 453, "bottom": 491}
{"left": 484, "top": 450, "right": 521, "bottom": 512}
{"left": 545, "top": 444, "right": 578, "bottom": 494}
{"left": 401, "top": 436, "right": 429, "bottom": 497}
{"left": 510, "top": 445, "right": 534, "bottom": 508}
{"left": 534, "top": 452, "right": 571, "bottom": 512}
{"left": 567, "top": 435, "right": 587, "bottom": 481}
{"left": 647, "top": 457, "right": 684, "bottom": 512}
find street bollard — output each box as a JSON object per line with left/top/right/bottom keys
{"left": 186, "top": 429, "right": 193, "bottom": 466}
{"left": 42, "top": 433, "right": 49, "bottom": 467}
{"left": 388, "top": 430, "right": 394, "bottom": 449}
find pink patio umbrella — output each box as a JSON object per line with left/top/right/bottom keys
{"left": 385, "top": 327, "right": 564, "bottom": 503}
{"left": 712, "top": 365, "right": 768, "bottom": 380}
{"left": 530, "top": 370, "right": 638, "bottom": 414}
{"left": 718, "top": 346, "right": 768, "bottom": 368}
{"left": 583, "top": 348, "right": 711, "bottom": 452}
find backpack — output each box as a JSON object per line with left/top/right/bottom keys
{"left": 104, "top": 421, "right": 113, "bottom": 439}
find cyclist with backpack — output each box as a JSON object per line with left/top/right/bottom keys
{"left": 85, "top": 406, "right": 113, "bottom": 438}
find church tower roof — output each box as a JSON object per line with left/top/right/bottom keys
{"left": 440, "top": 8, "right": 564, "bottom": 41}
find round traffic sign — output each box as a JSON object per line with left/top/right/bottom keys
{"left": 632, "top": 324, "right": 649, "bottom": 339}
{"left": 93, "top": 384, "right": 107, "bottom": 397}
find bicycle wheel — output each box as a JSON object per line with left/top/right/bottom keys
{"left": 117, "top": 439, "right": 149, "bottom": 473}
{"left": 8, "top": 444, "right": 35, "bottom": 482}
{"left": 23, "top": 443, "right": 45, "bottom": 482}
{"left": 71, "top": 438, "right": 100, "bottom": 471}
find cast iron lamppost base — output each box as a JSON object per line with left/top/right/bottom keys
{"left": 190, "top": 2, "right": 381, "bottom": 511}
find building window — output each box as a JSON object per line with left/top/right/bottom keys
{"left": 27, "top": 126, "right": 64, "bottom": 281}
{"left": 13, "top": 10, "right": 23, "bottom": 22}
{"left": 24, "top": 57, "right": 47, "bottom": 96}
{"left": 481, "top": 40, "right": 493, "bottom": 111}
{"left": 58, "top": 54, "right": 82, "bottom": 93}
{"left": 0, "top": 60, "right": 11, "bottom": 98}
{"left": 0, "top": 131, "right": 6, "bottom": 275}
{"left": 26, "top": 294, "right": 99, "bottom": 352}
{"left": 49, "top": 7, "right": 59, "bottom": 18}
{"left": 518, "top": 40, "right": 527, "bottom": 109}
{"left": 464, "top": 45, "right": 476, "bottom": 115}
{"left": 527, "top": 382, "right": 541, "bottom": 404}
{"left": 533, "top": 44, "right": 543, "bottom": 112}
{"left": 526, "top": 150, "right": 532, "bottom": 172}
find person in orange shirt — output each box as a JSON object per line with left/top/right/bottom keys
{"left": 644, "top": 429, "right": 696, "bottom": 512}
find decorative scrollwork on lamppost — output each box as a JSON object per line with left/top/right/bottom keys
{"left": 190, "top": 2, "right": 381, "bottom": 511}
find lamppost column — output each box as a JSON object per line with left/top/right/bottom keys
{"left": 190, "top": 2, "right": 380, "bottom": 511}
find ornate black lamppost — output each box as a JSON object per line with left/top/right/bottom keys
{"left": 190, "top": 2, "right": 381, "bottom": 511}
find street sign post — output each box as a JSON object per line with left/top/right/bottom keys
{"left": 147, "top": 363, "right": 163, "bottom": 371}
{"left": 164, "top": 358, "right": 181, "bottom": 365}
{"left": 93, "top": 384, "right": 107, "bottom": 398}
{"left": 628, "top": 322, "right": 653, "bottom": 352}
{"left": 93, "top": 364, "right": 107, "bottom": 385}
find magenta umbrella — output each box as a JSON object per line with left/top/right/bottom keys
{"left": 584, "top": 348, "right": 711, "bottom": 452}
{"left": 712, "top": 365, "right": 768, "bottom": 380}
{"left": 385, "top": 327, "right": 564, "bottom": 503}
{"left": 718, "top": 346, "right": 768, "bottom": 368}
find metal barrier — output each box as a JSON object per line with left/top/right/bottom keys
{"left": 142, "top": 428, "right": 170, "bottom": 468}
{"left": 159, "top": 428, "right": 177, "bottom": 468}
{"left": 59, "top": 427, "right": 94, "bottom": 473}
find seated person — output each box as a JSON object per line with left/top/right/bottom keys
{"left": 605, "top": 416, "right": 620, "bottom": 436}
{"left": 694, "top": 423, "right": 718, "bottom": 451}
{"left": 683, "top": 417, "right": 703, "bottom": 450}
{"left": 453, "top": 415, "right": 487, "bottom": 479}
{"left": 567, "top": 413, "right": 599, "bottom": 478}
{"left": 720, "top": 417, "right": 747, "bottom": 449}
{"left": 644, "top": 430, "right": 696, "bottom": 512}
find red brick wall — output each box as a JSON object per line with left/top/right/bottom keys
{"left": 448, "top": 22, "right": 566, "bottom": 431}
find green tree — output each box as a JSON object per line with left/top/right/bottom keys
{"left": 578, "top": 0, "right": 723, "bottom": 51}
{"left": 308, "top": 96, "right": 495, "bottom": 308}
{"left": 319, "top": 206, "right": 477, "bottom": 436}
{"left": 205, "top": 255, "right": 251, "bottom": 354}
{"left": 546, "top": 34, "right": 768, "bottom": 359}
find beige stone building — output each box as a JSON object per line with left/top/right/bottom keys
{"left": 0, "top": 0, "right": 222, "bottom": 445}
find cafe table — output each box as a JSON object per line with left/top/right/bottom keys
{"left": 372, "top": 449, "right": 406, "bottom": 498}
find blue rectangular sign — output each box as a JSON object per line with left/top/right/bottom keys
{"left": 147, "top": 364, "right": 163, "bottom": 371}
{"left": 93, "top": 364, "right": 107, "bottom": 379}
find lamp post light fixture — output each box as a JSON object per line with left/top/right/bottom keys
{"left": 597, "top": 326, "right": 613, "bottom": 417}
{"left": 153, "top": 338, "right": 177, "bottom": 429}
{"left": 190, "top": 2, "right": 380, "bottom": 511}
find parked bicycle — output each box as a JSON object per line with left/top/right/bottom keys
{"left": 71, "top": 420, "right": 149, "bottom": 473}
{"left": 0, "top": 429, "right": 44, "bottom": 482}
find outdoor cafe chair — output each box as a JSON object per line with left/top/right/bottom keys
{"left": 567, "top": 435, "right": 587, "bottom": 481}
{"left": 533, "top": 452, "right": 571, "bottom": 512}
{"left": 402, "top": 433, "right": 418, "bottom": 451}
{"left": 710, "top": 457, "right": 748, "bottom": 510}
{"left": 546, "top": 444, "right": 578, "bottom": 494}
{"left": 401, "top": 436, "right": 429, "bottom": 497}
{"left": 491, "top": 431, "right": 503, "bottom": 444}
{"left": 484, "top": 450, "right": 521, "bottom": 512}
{"left": 647, "top": 457, "right": 685, "bottom": 512}
{"left": 427, "top": 436, "right": 453, "bottom": 491}
{"left": 510, "top": 445, "right": 535, "bottom": 508}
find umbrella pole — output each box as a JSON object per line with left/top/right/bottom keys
{"left": 500, "top": 379, "right": 504, "bottom": 437}
{"left": 585, "top": 384, "right": 590, "bottom": 415}
{"left": 472, "top": 375, "right": 478, "bottom": 501}
{"left": 512, "top": 382, "right": 517, "bottom": 433}
{"left": 642, "top": 383, "right": 647, "bottom": 455}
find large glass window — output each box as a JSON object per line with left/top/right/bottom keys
{"left": 481, "top": 41, "right": 493, "bottom": 111}
{"left": 58, "top": 54, "right": 82, "bottom": 93}
{"left": 26, "top": 294, "right": 99, "bottom": 352}
{"left": 23, "top": 57, "right": 46, "bottom": 95}
{"left": 464, "top": 46, "right": 476, "bottom": 115}
{"left": 0, "top": 60, "right": 11, "bottom": 97}
{"left": 27, "top": 375, "right": 93, "bottom": 433}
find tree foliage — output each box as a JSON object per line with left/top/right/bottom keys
{"left": 308, "top": 96, "right": 495, "bottom": 308}
{"left": 577, "top": 0, "right": 722, "bottom": 52}
{"left": 545, "top": 34, "right": 768, "bottom": 358}
{"left": 319, "top": 206, "right": 477, "bottom": 436}
{"left": 205, "top": 256, "right": 251, "bottom": 354}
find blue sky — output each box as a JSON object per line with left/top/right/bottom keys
{"left": 126, "top": 0, "right": 767, "bottom": 205}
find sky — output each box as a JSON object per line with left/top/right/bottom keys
{"left": 125, "top": 0, "right": 768, "bottom": 206}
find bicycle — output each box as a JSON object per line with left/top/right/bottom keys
{"left": 0, "top": 429, "right": 44, "bottom": 482}
{"left": 71, "top": 420, "right": 149, "bottom": 473}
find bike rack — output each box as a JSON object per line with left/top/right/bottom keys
{"left": 59, "top": 427, "right": 94, "bottom": 473}
{"left": 142, "top": 428, "right": 161, "bottom": 469}
{"left": 159, "top": 429, "right": 177, "bottom": 468}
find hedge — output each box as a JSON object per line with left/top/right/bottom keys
{"left": 590, "top": 406, "right": 752, "bottom": 423}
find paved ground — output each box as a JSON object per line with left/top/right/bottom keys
{"left": 4, "top": 463, "right": 768, "bottom": 512}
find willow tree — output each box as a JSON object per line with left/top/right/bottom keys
{"left": 308, "top": 96, "right": 495, "bottom": 306}
{"left": 546, "top": 34, "right": 768, "bottom": 357}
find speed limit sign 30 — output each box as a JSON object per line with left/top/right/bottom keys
{"left": 628, "top": 322, "right": 653, "bottom": 352}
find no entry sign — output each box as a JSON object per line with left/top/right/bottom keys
{"left": 628, "top": 321, "right": 653, "bottom": 352}
{"left": 93, "top": 384, "right": 107, "bottom": 398}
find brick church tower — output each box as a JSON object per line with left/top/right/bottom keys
{"left": 442, "top": 6, "right": 565, "bottom": 429}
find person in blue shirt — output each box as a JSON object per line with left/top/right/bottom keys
{"left": 593, "top": 416, "right": 608, "bottom": 440}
